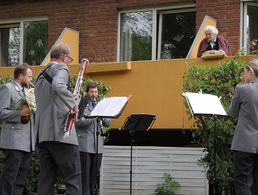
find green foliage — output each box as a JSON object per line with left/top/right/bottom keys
{"left": 26, "top": 148, "right": 40, "bottom": 192}
{"left": 183, "top": 59, "right": 246, "bottom": 193}
{"left": 155, "top": 173, "right": 180, "bottom": 195}
{"left": 0, "top": 76, "right": 12, "bottom": 84}
{"left": 23, "top": 20, "right": 48, "bottom": 65}
{"left": 69, "top": 77, "right": 112, "bottom": 101}
{"left": 0, "top": 151, "right": 5, "bottom": 171}
{"left": 131, "top": 32, "right": 152, "bottom": 61}
{"left": 236, "top": 48, "right": 246, "bottom": 57}
{"left": 0, "top": 76, "right": 111, "bottom": 192}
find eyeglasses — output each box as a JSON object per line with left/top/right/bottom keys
{"left": 66, "top": 55, "right": 74, "bottom": 63}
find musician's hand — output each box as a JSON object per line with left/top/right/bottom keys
{"left": 72, "top": 105, "right": 79, "bottom": 120}
{"left": 20, "top": 106, "right": 30, "bottom": 117}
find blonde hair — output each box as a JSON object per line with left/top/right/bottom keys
{"left": 245, "top": 59, "right": 258, "bottom": 77}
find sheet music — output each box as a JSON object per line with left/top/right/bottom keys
{"left": 90, "top": 96, "right": 128, "bottom": 117}
{"left": 182, "top": 92, "right": 227, "bottom": 116}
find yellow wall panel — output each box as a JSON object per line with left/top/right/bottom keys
{"left": 1, "top": 56, "right": 258, "bottom": 130}
{"left": 40, "top": 27, "right": 79, "bottom": 65}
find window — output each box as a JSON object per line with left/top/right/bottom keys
{"left": 120, "top": 11, "right": 152, "bottom": 61}
{"left": 0, "top": 18, "right": 48, "bottom": 66}
{"left": 118, "top": 4, "right": 196, "bottom": 61}
{"left": 158, "top": 10, "right": 195, "bottom": 59}
{"left": 242, "top": 2, "right": 258, "bottom": 54}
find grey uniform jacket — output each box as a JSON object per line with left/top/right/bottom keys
{"left": 0, "top": 81, "right": 36, "bottom": 152}
{"left": 229, "top": 78, "right": 258, "bottom": 154}
{"left": 75, "top": 100, "right": 111, "bottom": 153}
{"left": 35, "top": 61, "right": 78, "bottom": 145}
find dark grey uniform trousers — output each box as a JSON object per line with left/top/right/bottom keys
{"left": 37, "top": 141, "right": 82, "bottom": 195}
{"left": 233, "top": 150, "right": 258, "bottom": 195}
{"left": 0, "top": 149, "right": 32, "bottom": 195}
{"left": 80, "top": 152, "right": 102, "bottom": 195}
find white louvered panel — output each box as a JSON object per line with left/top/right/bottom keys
{"left": 100, "top": 146, "right": 208, "bottom": 195}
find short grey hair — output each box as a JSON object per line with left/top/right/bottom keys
{"left": 204, "top": 25, "right": 219, "bottom": 36}
{"left": 50, "top": 43, "right": 70, "bottom": 59}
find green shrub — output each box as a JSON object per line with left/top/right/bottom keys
{"left": 183, "top": 59, "right": 246, "bottom": 194}
{"left": 155, "top": 173, "right": 180, "bottom": 195}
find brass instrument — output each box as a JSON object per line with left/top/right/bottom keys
{"left": 16, "top": 82, "right": 36, "bottom": 123}
{"left": 24, "top": 85, "right": 36, "bottom": 112}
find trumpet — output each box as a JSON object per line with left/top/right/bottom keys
{"left": 16, "top": 82, "right": 36, "bottom": 123}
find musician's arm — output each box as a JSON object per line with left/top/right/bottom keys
{"left": 51, "top": 66, "right": 76, "bottom": 110}
{"left": 75, "top": 117, "right": 93, "bottom": 128}
{"left": 0, "top": 84, "right": 21, "bottom": 122}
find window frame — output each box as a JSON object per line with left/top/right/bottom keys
{"left": 0, "top": 17, "right": 48, "bottom": 66}
{"left": 241, "top": 1, "right": 258, "bottom": 54}
{"left": 117, "top": 3, "right": 195, "bottom": 61}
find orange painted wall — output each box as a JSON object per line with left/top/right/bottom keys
{"left": 1, "top": 56, "right": 257, "bottom": 129}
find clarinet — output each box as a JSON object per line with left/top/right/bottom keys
{"left": 64, "top": 58, "right": 89, "bottom": 137}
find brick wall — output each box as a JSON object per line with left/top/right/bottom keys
{"left": 196, "top": 0, "right": 240, "bottom": 56}
{"left": 0, "top": 0, "right": 241, "bottom": 62}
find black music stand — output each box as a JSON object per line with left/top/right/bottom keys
{"left": 121, "top": 113, "right": 157, "bottom": 195}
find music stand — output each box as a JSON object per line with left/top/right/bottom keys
{"left": 85, "top": 96, "right": 129, "bottom": 195}
{"left": 121, "top": 113, "right": 157, "bottom": 195}
{"left": 182, "top": 92, "right": 228, "bottom": 195}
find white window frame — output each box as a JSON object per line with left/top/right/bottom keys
{"left": 241, "top": 1, "right": 258, "bottom": 54}
{"left": 117, "top": 3, "right": 195, "bottom": 61}
{"left": 0, "top": 17, "right": 48, "bottom": 65}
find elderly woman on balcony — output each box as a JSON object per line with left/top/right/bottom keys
{"left": 197, "top": 25, "right": 232, "bottom": 57}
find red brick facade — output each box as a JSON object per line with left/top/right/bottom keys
{"left": 196, "top": 0, "right": 240, "bottom": 57}
{"left": 0, "top": 0, "right": 241, "bottom": 62}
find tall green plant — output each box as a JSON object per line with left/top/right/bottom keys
{"left": 183, "top": 59, "right": 246, "bottom": 194}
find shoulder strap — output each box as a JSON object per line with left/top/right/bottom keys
{"left": 36, "top": 64, "right": 54, "bottom": 83}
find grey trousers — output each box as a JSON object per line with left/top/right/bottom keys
{"left": 37, "top": 141, "right": 82, "bottom": 195}
{"left": 233, "top": 150, "right": 258, "bottom": 195}
{"left": 80, "top": 152, "right": 102, "bottom": 195}
{"left": 0, "top": 149, "right": 32, "bottom": 195}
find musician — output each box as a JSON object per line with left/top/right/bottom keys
{"left": 35, "top": 43, "right": 82, "bottom": 195}
{"left": 75, "top": 82, "right": 111, "bottom": 195}
{"left": 229, "top": 59, "right": 258, "bottom": 195}
{"left": 0, "top": 63, "right": 37, "bottom": 195}
{"left": 197, "top": 25, "right": 232, "bottom": 57}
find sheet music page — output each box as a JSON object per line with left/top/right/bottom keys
{"left": 90, "top": 96, "right": 128, "bottom": 117}
{"left": 182, "top": 92, "right": 227, "bottom": 116}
